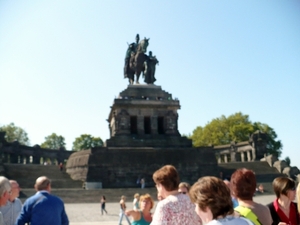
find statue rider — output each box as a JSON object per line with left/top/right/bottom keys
{"left": 124, "top": 34, "right": 140, "bottom": 79}
{"left": 144, "top": 51, "right": 159, "bottom": 84}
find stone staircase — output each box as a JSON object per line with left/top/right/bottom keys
{"left": 3, "top": 163, "right": 82, "bottom": 188}
{"left": 3, "top": 162, "right": 280, "bottom": 203}
{"left": 18, "top": 188, "right": 158, "bottom": 204}
{"left": 218, "top": 161, "right": 284, "bottom": 193}
{"left": 3, "top": 163, "right": 158, "bottom": 203}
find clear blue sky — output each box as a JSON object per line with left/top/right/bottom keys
{"left": 1, "top": 1, "right": 299, "bottom": 166}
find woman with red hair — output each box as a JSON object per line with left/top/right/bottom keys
{"left": 230, "top": 168, "right": 272, "bottom": 225}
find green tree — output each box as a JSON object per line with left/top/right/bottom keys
{"left": 72, "top": 134, "right": 103, "bottom": 151}
{"left": 41, "top": 133, "right": 66, "bottom": 150}
{"left": 190, "top": 112, "right": 282, "bottom": 156}
{"left": 0, "top": 123, "right": 30, "bottom": 145}
{"left": 191, "top": 112, "right": 253, "bottom": 146}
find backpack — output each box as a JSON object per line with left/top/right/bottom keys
{"left": 234, "top": 205, "right": 262, "bottom": 225}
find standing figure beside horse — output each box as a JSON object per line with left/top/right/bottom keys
{"left": 124, "top": 34, "right": 158, "bottom": 85}
{"left": 144, "top": 51, "right": 159, "bottom": 84}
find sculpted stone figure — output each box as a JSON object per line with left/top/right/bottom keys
{"left": 124, "top": 34, "right": 139, "bottom": 79}
{"left": 124, "top": 34, "right": 154, "bottom": 85}
{"left": 144, "top": 51, "right": 159, "bottom": 84}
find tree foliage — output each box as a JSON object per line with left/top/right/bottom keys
{"left": 72, "top": 134, "right": 103, "bottom": 151}
{"left": 41, "top": 133, "right": 66, "bottom": 150}
{"left": 190, "top": 112, "right": 282, "bottom": 156}
{"left": 0, "top": 123, "right": 30, "bottom": 145}
{"left": 191, "top": 113, "right": 253, "bottom": 146}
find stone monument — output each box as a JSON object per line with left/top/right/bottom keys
{"left": 66, "top": 35, "right": 218, "bottom": 188}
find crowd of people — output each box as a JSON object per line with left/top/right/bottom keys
{"left": 116, "top": 165, "right": 300, "bottom": 225}
{"left": 1, "top": 165, "right": 300, "bottom": 225}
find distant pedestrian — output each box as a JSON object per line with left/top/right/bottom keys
{"left": 178, "top": 182, "right": 190, "bottom": 196}
{"left": 140, "top": 178, "right": 145, "bottom": 189}
{"left": 136, "top": 177, "right": 141, "bottom": 187}
{"left": 133, "top": 193, "right": 140, "bottom": 210}
{"left": 118, "top": 195, "right": 131, "bottom": 225}
{"left": 100, "top": 196, "right": 107, "bottom": 215}
{"left": 59, "top": 163, "right": 63, "bottom": 172}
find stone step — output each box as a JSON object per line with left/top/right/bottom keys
{"left": 19, "top": 188, "right": 158, "bottom": 204}
{"left": 218, "top": 161, "right": 281, "bottom": 176}
{"left": 3, "top": 163, "right": 82, "bottom": 188}
{"left": 19, "top": 185, "right": 274, "bottom": 205}
{"left": 218, "top": 161, "right": 282, "bottom": 193}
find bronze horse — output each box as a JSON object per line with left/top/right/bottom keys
{"left": 127, "top": 38, "right": 149, "bottom": 84}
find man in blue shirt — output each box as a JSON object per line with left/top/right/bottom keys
{"left": 16, "top": 176, "right": 69, "bottom": 225}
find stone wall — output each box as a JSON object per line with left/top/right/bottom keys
{"left": 66, "top": 146, "right": 218, "bottom": 188}
{"left": 0, "top": 132, "right": 74, "bottom": 165}
{"left": 261, "top": 155, "right": 300, "bottom": 180}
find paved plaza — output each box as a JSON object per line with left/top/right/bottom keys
{"left": 66, "top": 194, "right": 276, "bottom": 225}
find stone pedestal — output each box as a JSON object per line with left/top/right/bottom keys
{"left": 66, "top": 85, "right": 219, "bottom": 188}
{"left": 106, "top": 85, "right": 191, "bottom": 147}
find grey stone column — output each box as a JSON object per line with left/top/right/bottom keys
{"left": 247, "top": 151, "right": 251, "bottom": 162}
{"left": 224, "top": 154, "right": 228, "bottom": 163}
{"left": 241, "top": 152, "right": 245, "bottom": 162}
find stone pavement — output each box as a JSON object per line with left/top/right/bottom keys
{"left": 66, "top": 194, "right": 276, "bottom": 225}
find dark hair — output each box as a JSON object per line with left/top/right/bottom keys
{"left": 272, "top": 177, "right": 295, "bottom": 198}
{"left": 230, "top": 168, "right": 256, "bottom": 200}
{"left": 190, "top": 176, "right": 233, "bottom": 219}
{"left": 152, "top": 165, "right": 179, "bottom": 191}
{"left": 102, "top": 195, "right": 106, "bottom": 200}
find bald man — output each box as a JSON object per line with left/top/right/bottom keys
{"left": 0, "top": 180, "right": 22, "bottom": 225}
{"left": 16, "top": 176, "right": 69, "bottom": 225}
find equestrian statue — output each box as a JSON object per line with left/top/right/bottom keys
{"left": 124, "top": 34, "right": 159, "bottom": 85}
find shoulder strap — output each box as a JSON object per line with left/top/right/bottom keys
{"left": 235, "top": 206, "right": 262, "bottom": 225}
{"left": 267, "top": 201, "right": 281, "bottom": 224}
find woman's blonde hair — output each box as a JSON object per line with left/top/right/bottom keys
{"left": 139, "top": 193, "right": 154, "bottom": 209}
